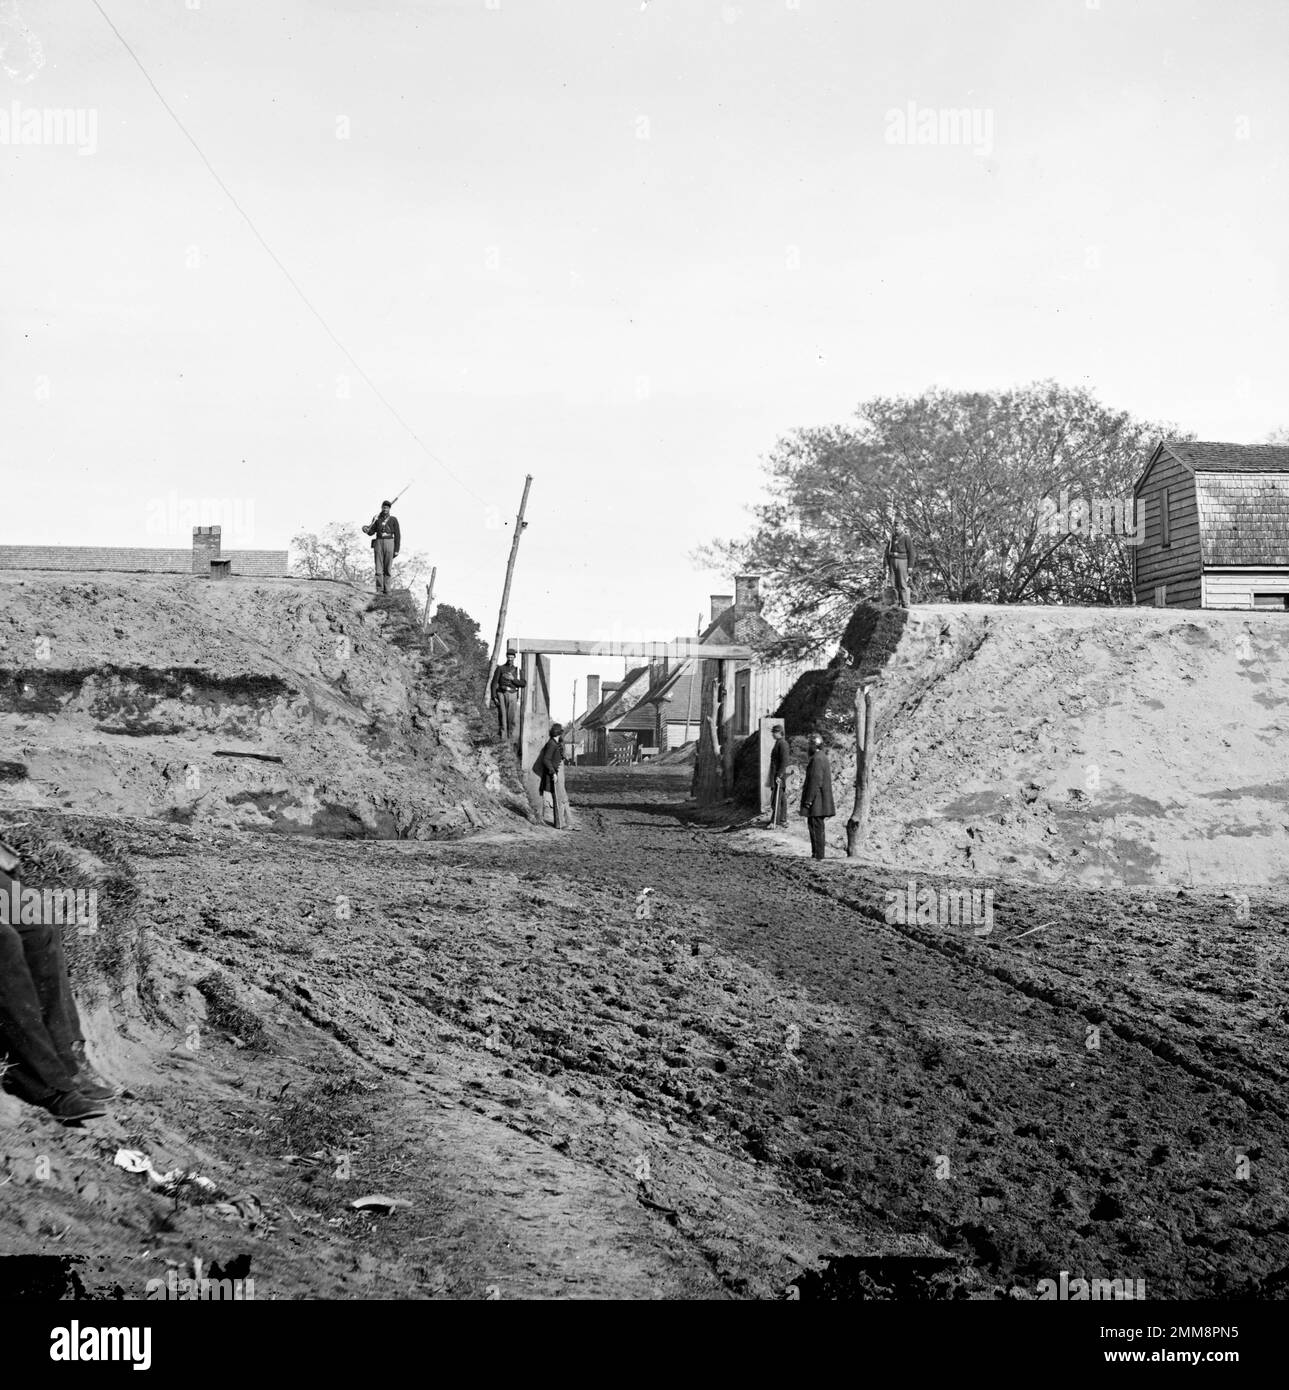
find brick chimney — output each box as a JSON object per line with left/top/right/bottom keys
{"left": 192, "top": 526, "right": 221, "bottom": 574}
{"left": 710, "top": 594, "right": 733, "bottom": 625}
{"left": 735, "top": 574, "right": 761, "bottom": 611}
{"left": 585, "top": 675, "right": 601, "bottom": 711}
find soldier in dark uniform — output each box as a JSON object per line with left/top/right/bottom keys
{"left": 799, "top": 733, "right": 835, "bottom": 860}
{"left": 768, "top": 724, "right": 790, "bottom": 826}
{"left": 488, "top": 650, "right": 527, "bottom": 745}
{"left": 362, "top": 501, "right": 401, "bottom": 594}
{"left": 884, "top": 519, "right": 915, "bottom": 609}
{"left": 536, "top": 723, "right": 566, "bottom": 829}
{"left": 0, "top": 839, "right": 116, "bottom": 1124}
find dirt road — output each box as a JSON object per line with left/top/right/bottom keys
{"left": 4, "top": 766, "right": 1287, "bottom": 1299}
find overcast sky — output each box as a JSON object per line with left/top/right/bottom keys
{"left": 3, "top": 0, "right": 1286, "bottom": 719}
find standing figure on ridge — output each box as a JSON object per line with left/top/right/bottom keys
{"left": 884, "top": 518, "right": 915, "bottom": 609}
{"left": 489, "top": 650, "right": 527, "bottom": 746}
{"left": 362, "top": 500, "right": 401, "bottom": 594}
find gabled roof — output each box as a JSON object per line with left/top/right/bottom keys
{"left": 698, "top": 604, "right": 781, "bottom": 648}
{"left": 614, "top": 669, "right": 705, "bottom": 731}
{"left": 580, "top": 665, "right": 651, "bottom": 728}
{"left": 1166, "top": 440, "right": 1289, "bottom": 474}
{"left": 1196, "top": 473, "right": 1289, "bottom": 567}
{"left": 609, "top": 603, "right": 781, "bottom": 734}
{"left": 613, "top": 702, "right": 659, "bottom": 733}
{"left": 650, "top": 669, "right": 702, "bottom": 720}
{"left": 1133, "top": 440, "right": 1289, "bottom": 565}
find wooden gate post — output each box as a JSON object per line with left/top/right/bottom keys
{"left": 718, "top": 659, "right": 735, "bottom": 798}
{"left": 757, "top": 716, "right": 777, "bottom": 816}
{"left": 423, "top": 566, "right": 437, "bottom": 629}
{"left": 693, "top": 664, "right": 723, "bottom": 805}
{"left": 845, "top": 685, "right": 875, "bottom": 857}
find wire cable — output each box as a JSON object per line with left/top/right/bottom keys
{"left": 90, "top": 0, "right": 487, "bottom": 504}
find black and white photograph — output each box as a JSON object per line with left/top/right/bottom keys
{"left": 2, "top": 0, "right": 1286, "bottom": 1361}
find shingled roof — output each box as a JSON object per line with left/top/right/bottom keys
{"left": 699, "top": 603, "right": 781, "bottom": 648}
{"left": 1166, "top": 440, "right": 1289, "bottom": 474}
{"left": 1196, "top": 474, "right": 1289, "bottom": 567}
{"left": 580, "top": 665, "right": 651, "bottom": 729}
{"left": 613, "top": 668, "right": 703, "bottom": 733}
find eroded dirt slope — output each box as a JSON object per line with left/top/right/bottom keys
{"left": 0, "top": 571, "right": 525, "bottom": 839}
{"left": 802, "top": 604, "right": 1289, "bottom": 888}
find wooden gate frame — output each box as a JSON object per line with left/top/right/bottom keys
{"left": 508, "top": 637, "right": 755, "bottom": 817}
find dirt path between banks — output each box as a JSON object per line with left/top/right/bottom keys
{"left": 4, "top": 767, "right": 1287, "bottom": 1299}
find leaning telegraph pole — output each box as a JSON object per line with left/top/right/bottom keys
{"left": 485, "top": 474, "right": 533, "bottom": 699}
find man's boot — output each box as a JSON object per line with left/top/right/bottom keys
{"left": 46, "top": 1090, "right": 107, "bottom": 1124}
{"left": 72, "top": 1041, "right": 117, "bottom": 1100}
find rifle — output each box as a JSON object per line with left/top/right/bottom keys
{"left": 362, "top": 482, "right": 414, "bottom": 542}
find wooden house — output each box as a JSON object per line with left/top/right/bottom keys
{"left": 1132, "top": 440, "right": 1289, "bottom": 609}
{"left": 614, "top": 667, "right": 704, "bottom": 753}
{"left": 576, "top": 666, "right": 652, "bottom": 765}
{"left": 611, "top": 577, "right": 818, "bottom": 755}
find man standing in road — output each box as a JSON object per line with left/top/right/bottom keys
{"left": 488, "top": 650, "right": 527, "bottom": 746}
{"left": 362, "top": 500, "right": 401, "bottom": 594}
{"left": 536, "top": 723, "right": 567, "bottom": 829}
{"left": 768, "top": 724, "right": 790, "bottom": 826}
{"left": 799, "top": 733, "right": 835, "bottom": 861}
{"left": 885, "top": 519, "right": 915, "bottom": 609}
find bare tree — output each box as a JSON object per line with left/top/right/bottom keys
{"left": 291, "top": 523, "right": 432, "bottom": 592}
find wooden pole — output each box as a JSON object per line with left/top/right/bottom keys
{"left": 693, "top": 665, "right": 723, "bottom": 804}
{"left": 846, "top": 685, "right": 875, "bottom": 857}
{"left": 683, "top": 658, "right": 697, "bottom": 742}
{"left": 718, "top": 659, "right": 734, "bottom": 797}
{"left": 485, "top": 474, "right": 533, "bottom": 700}
{"left": 423, "top": 566, "right": 437, "bottom": 629}
{"left": 517, "top": 650, "right": 535, "bottom": 760}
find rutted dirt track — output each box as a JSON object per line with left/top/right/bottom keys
{"left": 3, "top": 766, "right": 1288, "bottom": 1299}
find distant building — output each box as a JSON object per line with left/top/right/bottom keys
{"left": 572, "top": 666, "right": 652, "bottom": 765}
{"left": 614, "top": 666, "right": 704, "bottom": 752}
{"left": 0, "top": 526, "right": 287, "bottom": 578}
{"left": 594, "top": 576, "right": 818, "bottom": 761}
{"left": 1134, "top": 441, "right": 1289, "bottom": 609}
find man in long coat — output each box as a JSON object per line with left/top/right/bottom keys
{"left": 536, "top": 723, "right": 567, "bottom": 829}
{"left": 799, "top": 733, "right": 835, "bottom": 860}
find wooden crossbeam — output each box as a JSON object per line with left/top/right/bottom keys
{"left": 508, "top": 637, "right": 755, "bottom": 660}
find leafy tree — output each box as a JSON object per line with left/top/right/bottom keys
{"left": 430, "top": 603, "right": 490, "bottom": 689}
{"left": 290, "top": 523, "right": 433, "bottom": 593}
{"left": 698, "top": 382, "right": 1183, "bottom": 655}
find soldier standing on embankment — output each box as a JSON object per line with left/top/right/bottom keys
{"left": 488, "top": 650, "right": 526, "bottom": 746}
{"left": 799, "top": 733, "right": 835, "bottom": 861}
{"left": 885, "top": 520, "right": 915, "bottom": 609}
{"left": 362, "top": 501, "right": 401, "bottom": 594}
